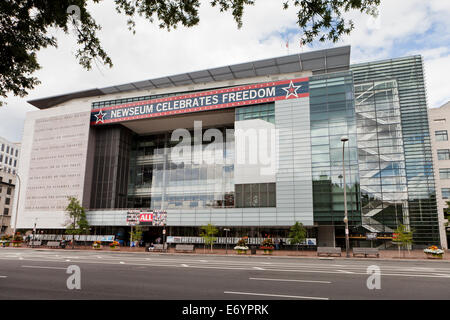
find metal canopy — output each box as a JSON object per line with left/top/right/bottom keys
{"left": 28, "top": 46, "right": 350, "bottom": 109}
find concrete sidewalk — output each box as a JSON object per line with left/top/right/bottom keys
{"left": 3, "top": 245, "right": 450, "bottom": 262}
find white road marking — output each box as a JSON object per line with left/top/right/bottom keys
{"left": 6, "top": 253, "right": 448, "bottom": 273}
{"left": 433, "top": 273, "right": 450, "bottom": 277}
{"left": 0, "top": 276, "right": 7, "bottom": 278}
{"left": 224, "top": 291, "right": 328, "bottom": 300}
{"left": 120, "top": 262, "right": 125, "bottom": 264}
{"left": 22, "top": 265, "right": 67, "bottom": 270}
{"left": 2, "top": 257, "right": 449, "bottom": 279}
{"left": 337, "top": 270, "right": 354, "bottom": 274}
{"left": 181, "top": 264, "right": 189, "bottom": 267}
{"left": 65, "top": 259, "right": 71, "bottom": 262}
{"left": 253, "top": 267, "right": 264, "bottom": 270}
{"left": 249, "top": 277, "right": 331, "bottom": 284}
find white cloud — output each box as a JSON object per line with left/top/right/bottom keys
{"left": 0, "top": 0, "right": 449, "bottom": 141}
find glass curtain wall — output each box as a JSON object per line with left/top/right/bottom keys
{"left": 310, "top": 72, "right": 361, "bottom": 226}
{"left": 90, "top": 125, "right": 134, "bottom": 209}
{"left": 352, "top": 56, "right": 440, "bottom": 245}
{"left": 127, "top": 126, "right": 234, "bottom": 210}
{"left": 354, "top": 79, "right": 409, "bottom": 234}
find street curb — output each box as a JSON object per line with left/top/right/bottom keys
{"left": 3, "top": 247, "right": 450, "bottom": 263}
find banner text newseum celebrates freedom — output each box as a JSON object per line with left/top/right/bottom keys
{"left": 91, "top": 78, "right": 309, "bottom": 125}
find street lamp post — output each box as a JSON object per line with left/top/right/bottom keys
{"left": 32, "top": 218, "right": 37, "bottom": 248}
{"left": 130, "top": 224, "right": 133, "bottom": 248}
{"left": 12, "top": 173, "right": 21, "bottom": 236}
{"left": 162, "top": 227, "right": 166, "bottom": 252}
{"left": 224, "top": 228, "right": 230, "bottom": 254}
{"left": 341, "top": 136, "right": 350, "bottom": 258}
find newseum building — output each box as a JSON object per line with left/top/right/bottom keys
{"left": 14, "top": 46, "right": 445, "bottom": 248}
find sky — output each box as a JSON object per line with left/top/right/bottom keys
{"left": 0, "top": 0, "right": 449, "bottom": 143}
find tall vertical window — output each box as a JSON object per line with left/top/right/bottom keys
{"left": 310, "top": 72, "right": 360, "bottom": 225}
{"left": 435, "top": 130, "right": 448, "bottom": 141}
{"left": 438, "top": 149, "right": 450, "bottom": 160}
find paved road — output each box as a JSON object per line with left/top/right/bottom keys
{"left": 0, "top": 248, "right": 449, "bottom": 300}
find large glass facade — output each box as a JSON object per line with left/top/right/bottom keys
{"left": 354, "top": 79, "right": 409, "bottom": 234}
{"left": 86, "top": 54, "right": 440, "bottom": 245}
{"left": 127, "top": 126, "right": 235, "bottom": 210}
{"left": 309, "top": 72, "right": 361, "bottom": 225}
{"left": 352, "top": 56, "right": 440, "bottom": 245}
{"left": 90, "top": 125, "right": 134, "bottom": 209}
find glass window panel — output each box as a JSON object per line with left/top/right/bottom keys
{"left": 312, "top": 136, "right": 329, "bottom": 146}
{"left": 312, "top": 145, "right": 329, "bottom": 154}
{"left": 436, "top": 130, "right": 448, "bottom": 141}
{"left": 312, "top": 153, "right": 330, "bottom": 163}
{"left": 439, "top": 169, "right": 450, "bottom": 179}
{"left": 311, "top": 127, "right": 329, "bottom": 137}
{"left": 438, "top": 149, "right": 450, "bottom": 160}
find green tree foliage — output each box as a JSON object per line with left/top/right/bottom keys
{"left": 0, "top": 0, "right": 380, "bottom": 105}
{"left": 200, "top": 223, "right": 218, "bottom": 252}
{"left": 392, "top": 224, "right": 413, "bottom": 258}
{"left": 288, "top": 221, "right": 307, "bottom": 250}
{"left": 284, "top": 0, "right": 381, "bottom": 45}
{"left": 65, "top": 196, "right": 89, "bottom": 248}
{"left": 130, "top": 226, "right": 143, "bottom": 242}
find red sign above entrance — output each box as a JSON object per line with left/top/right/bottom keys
{"left": 139, "top": 213, "right": 153, "bottom": 223}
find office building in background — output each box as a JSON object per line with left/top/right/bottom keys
{"left": 429, "top": 101, "right": 450, "bottom": 249}
{"left": 0, "top": 136, "right": 20, "bottom": 235}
